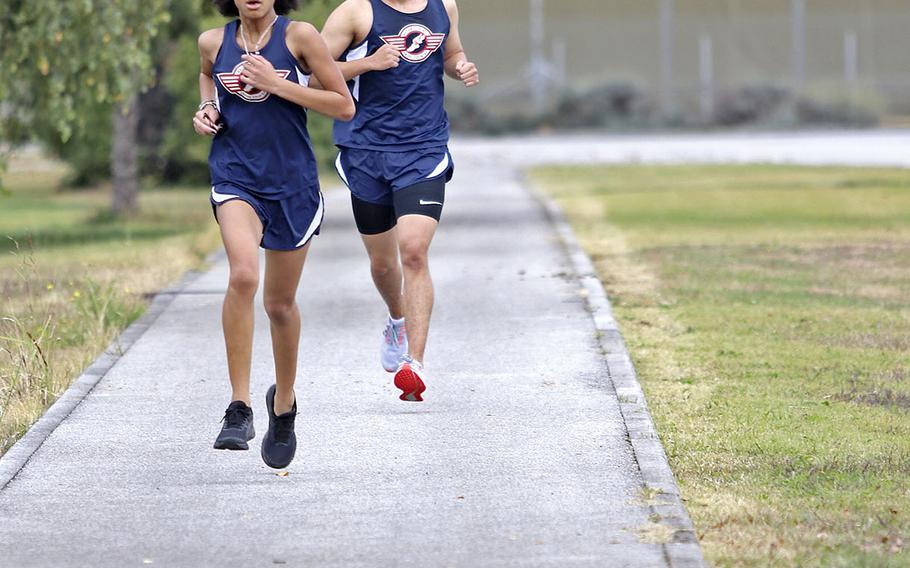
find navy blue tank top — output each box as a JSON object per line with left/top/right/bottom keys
{"left": 209, "top": 16, "right": 319, "bottom": 199}
{"left": 334, "top": 0, "right": 451, "bottom": 152}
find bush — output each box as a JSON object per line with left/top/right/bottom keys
{"left": 714, "top": 85, "right": 792, "bottom": 126}
{"left": 554, "top": 83, "right": 654, "bottom": 129}
{"left": 448, "top": 82, "right": 656, "bottom": 135}
{"left": 33, "top": 102, "right": 112, "bottom": 187}
{"left": 714, "top": 84, "right": 879, "bottom": 128}
{"left": 795, "top": 97, "right": 878, "bottom": 127}
{"left": 450, "top": 81, "right": 880, "bottom": 135}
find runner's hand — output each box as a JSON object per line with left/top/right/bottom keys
{"left": 455, "top": 60, "right": 479, "bottom": 87}
{"left": 240, "top": 54, "right": 282, "bottom": 93}
{"left": 368, "top": 44, "right": 401, "bottom": 71}
{"left": 193, "top": 108, "right": 221, "bottom": 137}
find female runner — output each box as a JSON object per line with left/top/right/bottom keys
{"left": 193, "top": 0, "right": 354, "bottom": 469}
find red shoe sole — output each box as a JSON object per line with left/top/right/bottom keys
{"left": 394, "top": 365, "right": 426, "bottom": 402}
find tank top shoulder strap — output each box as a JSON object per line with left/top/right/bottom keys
{"left": 224, "top": 19, "right": 239, "bottom": 41}
{"left": 273, "top": 15, "right": 290, "bottom": 36}
{"left": 215, "top": 20, "right": 239, "bottom": 65}
{"left": 432, "top": 0, "right": 450, "bottom": 23}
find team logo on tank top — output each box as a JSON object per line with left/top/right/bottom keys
{"left": 380, "top": 23, "right": 446, "bottom": 63}
{"left": 218, "top": 62, "right": 291, "bottom": 102}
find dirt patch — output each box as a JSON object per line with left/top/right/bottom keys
{"left": 835, "top": 388, "right": 910, "bottom": 411}
{"left": 837, "top": 332, "right": 910, "bottom": 351}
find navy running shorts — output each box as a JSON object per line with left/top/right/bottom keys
{"left": 334, "top": 146, "right": 454, "bottom": 207}
{"left": 210, "top": 184, "right": 324, "bottom": 251}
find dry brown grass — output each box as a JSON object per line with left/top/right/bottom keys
{"left": 0, "top": 152, "right": 219, "bottom": 455}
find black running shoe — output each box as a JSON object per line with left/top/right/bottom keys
{"left": 261, "top": 384, "right": 297, "bottom": 469}
{"left": 214, "top": 400, "right": 255, "bottom": 450}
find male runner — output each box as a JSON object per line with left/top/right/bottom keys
{"left": 194, "top": 0, "right": 353, "bottom": 468}
{"left": 319, "top": 0, "right": 478, "bottom": 402}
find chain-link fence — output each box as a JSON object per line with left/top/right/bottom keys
{"left": 455, "top": 0, "right": 910, "bottom": 122}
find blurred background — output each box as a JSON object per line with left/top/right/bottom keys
{"left": 4, "top": 0, "right": 909, "bottom": 194}
{"left": 2, "top": 2, "right": 910, "bottom": 564}
{"left": 453, "top": 0, "right": 910, "bottom": 131}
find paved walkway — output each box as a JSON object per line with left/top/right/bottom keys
{"left": 0, "top": 153, "right": 694, "bottom": 566}
{"left": 450, "top": 129, "right": 910, "bottom": 168}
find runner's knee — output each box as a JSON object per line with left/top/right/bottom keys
{"left": 228, "top": 267, "right": 259, "bottom": 298}
{"left": 399, "top": 241, "right": 429, "bottom": 272}
{"left": 369, "top": 254, "right": 400, "bottom": 278}
{"left": 264, "top": 296, "right": 297, "bottom": 325}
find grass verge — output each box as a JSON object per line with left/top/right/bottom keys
{"left": 0, "top": 152, "right": 220, "bottom": 456}
{"left": 532, "top": 165, "right": 910, "bottom": 567}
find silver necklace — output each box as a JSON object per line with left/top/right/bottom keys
{"left": 239, "top": 15, "right": 279, "bottom": 55}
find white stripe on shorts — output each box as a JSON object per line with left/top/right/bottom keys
{"left": 211, "top": 186, "right": 239, "bottom": 203}
{"left": 334, "top": 152, "right": 350, "bottom": 187}
{"left": 426, "top": 153, "right": 450, "bottom": 179}
{"left": 295, "top": 192, "right": 325, "bottom": 248}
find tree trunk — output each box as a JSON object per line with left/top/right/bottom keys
{"left": 111, "top": 96, "right": 139, "bottom": 216}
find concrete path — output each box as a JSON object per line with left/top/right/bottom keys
{"left": 450, "top": 129, "right": 910, "bottom": 168}
{"left": 0, "top": 155, "right": 693, "bottom": 566}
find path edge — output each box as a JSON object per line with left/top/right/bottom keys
{"left": 524, "top": 174, "right": 706, "bottom": 568}
{"left": 0, "top": 250, "right": 226, "bottom": 491}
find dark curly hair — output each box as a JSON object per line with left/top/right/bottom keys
{"left": 212, "top": 0, "right": 300, "bottom": 17}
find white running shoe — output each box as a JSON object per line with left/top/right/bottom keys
{"left": 394, "top": 355, "right": 426, "bottom": 402}
{"left": 381, "top": 317, "right": 408, "bottom": 372}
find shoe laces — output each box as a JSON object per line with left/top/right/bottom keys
{"left": 221, "top": 405, "right": 249, "bottom": 430}
{"left": 384, "top": 320, "right": 406, "bottom": 347}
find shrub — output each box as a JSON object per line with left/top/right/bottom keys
{"left": 714, "top": 85, "right": 792, "bottom": 126}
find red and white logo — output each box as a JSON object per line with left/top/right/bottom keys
{"left": 381, "top": 24, "right": 446, "bottom": 64}
{"left": 217, "top": 62, "right": 290, "bottom": 102}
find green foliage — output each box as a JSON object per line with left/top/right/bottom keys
{"left": 0, "top": 0, "right": 171, "bottom": 144}
{"left": 33, "top": 101, "right": 113, "bottom": 187}
{"left": 5, "top": 0, "right": 345, "bottom": 186}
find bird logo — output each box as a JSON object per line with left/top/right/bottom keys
{"left": 217, "top": 62, "right": 291, "bottom": 102}
{"left": 381, "top": 24, "right": 446, "bottom": 64}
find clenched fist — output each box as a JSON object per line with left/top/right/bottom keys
{"left": 240, "top": 54, "right": 283, "bottom": 93}
{"left": 455, "top": 60, "right": 479, "bottom": 87}
{"left": 193, "top": 107, "right": 221, "bottom": 137}
{"left": 369, "top": 44, "right": 401, "bottom": 72}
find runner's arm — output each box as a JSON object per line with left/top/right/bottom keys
{"left": 310, "top": 0, "right": 400, "bottom": 88}
{"left": 193, "top": 29, "right": 222, "bottom": 137}
{"left": 443, "top": 0, "right": 479, "bottom": 87}
{"left": 238, "top": 22, "right": 355, "bottom": 121}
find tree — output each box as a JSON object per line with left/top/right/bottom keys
{"left": 1, "top": 0, "right": 345, "bottom": 202}
{"left": 0, "top": 0, "right": 170, "bottom": 213}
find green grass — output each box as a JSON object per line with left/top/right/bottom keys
{"left": 0, "top": 153, "right": 220, "bottom": 456}
{"left": 531, "top": 165, "right": 910, "bottom": 567}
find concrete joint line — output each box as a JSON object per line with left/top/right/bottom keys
{"left": 0, "top": 250, "right": 223, "bottom": 492}
{"left": 525, "top": 174, "right": 705, "bottom": 568}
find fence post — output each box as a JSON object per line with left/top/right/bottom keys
{"left": 791, "top": 0, "right": 806, "bottom": 91}
{"left": 844, "top": 30, "right": 858, "bottom": 91}
{"left": 529, "top": 0, "right": 547, "bottom": 113}
{"left": 553, "top": 39, "right": 567, "bottom": 87}
{"left": 699, "top": 34, "right": 714, "bottom": 122}
{"left": 659, "top": 0, "right": 675, "bottom": 116}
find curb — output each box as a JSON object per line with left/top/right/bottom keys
{"left": 0, "top": 250, "right": 226, "bottom": 492}
{"left": 527, "top": 177, "right": 706, "bottom": 568}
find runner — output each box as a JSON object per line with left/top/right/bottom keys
{"left": 319, "top": 0, "right": 478, "bottom": 402}
{"left": 194, "top": 0, "right": 354, "bottom": 468}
